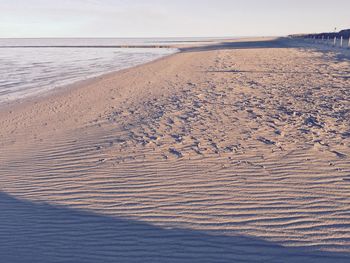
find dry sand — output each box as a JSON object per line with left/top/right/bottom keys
{"left": 0, "top": 38, "right": 350, "bottom": 262}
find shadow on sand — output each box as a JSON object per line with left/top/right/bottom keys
{"left": 0, "top": 192, "right": 349, "bottom": 263}
{"left": 205, "top": 69, "right": 338, "bottom": 75}
{"left": 181, "top": 38, "right": 350, "bottom": 63}
{"left": 180, "top": 38, "right": 292, "bottom": 52}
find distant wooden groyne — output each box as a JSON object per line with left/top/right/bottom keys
{"left": 0, "top": 45, "right": 173, "bottom": 49}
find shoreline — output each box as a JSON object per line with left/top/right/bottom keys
{"left": 0, "top": 37, "right": 241, "bottom": 112}
{"left": 0, "top": 37, "right": 270, "bottom": 113}
{"left": 0, "top": 47, "right": 181, "bottom": 112}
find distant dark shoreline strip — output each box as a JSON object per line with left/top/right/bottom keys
{"left": 0, "top": 45, "right": 173, "bottom": 49}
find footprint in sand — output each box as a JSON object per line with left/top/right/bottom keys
{"left": 331, "top": 150, "right": 347, "bottom": 159}
{"left": 168, "top": 147, "right": 183, "bottom": 158}
{"left": 257, "top": 137, "right": 276, "bottom": 145}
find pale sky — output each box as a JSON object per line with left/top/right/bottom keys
{"left": 1, "top": 0, "right": 349, "bottom": 38}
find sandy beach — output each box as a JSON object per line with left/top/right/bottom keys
{"left": 1, "top": 38, "right": 350, "bottom": 262}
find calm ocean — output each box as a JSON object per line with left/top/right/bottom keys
{"left": 0, "top": 38, "right": 198, "bottom": 104}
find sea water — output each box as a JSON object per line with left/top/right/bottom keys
{"left": 0, "top": 38, "right": 186, "bottom": 104}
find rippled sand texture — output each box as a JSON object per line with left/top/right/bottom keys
{"left": 1, "top": 38, "right": 350, "bottom": 262}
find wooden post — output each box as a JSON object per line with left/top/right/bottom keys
{"left": 348, "top": 37, "right": 350, "bottom": 49}
{"left": 333, "top": 36, "right": 337, "bottom": 47}
{"left": 340, "top": 36, "right": 343, "bottom": 48}
{"left": 327, "top": 36, "right": 330, "bottom": 45}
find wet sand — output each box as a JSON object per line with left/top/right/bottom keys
{"left": 0, "top": 38, "right": 350, "bottom": 262}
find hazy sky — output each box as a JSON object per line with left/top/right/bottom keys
{"left": 1, "top": 0, "right": 349, "bottom": 38}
